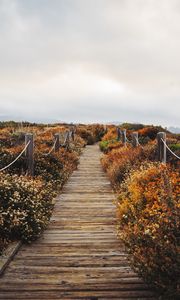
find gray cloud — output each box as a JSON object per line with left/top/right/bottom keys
{"left": 0, "top": 0, "right": 179, "bottom": 126}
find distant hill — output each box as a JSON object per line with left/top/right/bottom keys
{"left": 168, "top": 127, "right": 180, "bottom": 134}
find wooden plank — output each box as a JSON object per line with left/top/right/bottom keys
{"left": 0, "top": 241, "right": 22, "bottom": 276}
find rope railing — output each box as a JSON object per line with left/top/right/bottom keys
{"left": 0, "top": 141, "right": 31, "bottom": 172}
{"left": 126, "top": 136, "right": 131, "bottom": 143}
{"left": 61, "top": 131, "right": 70, "bottom": 147}
{"left": 42, "top": 137, "right": 58, "bottom": 156}
{"left": 0, "top": 129, "right": 76, "bottom": 176}
{"left": 115, "top": 130, "right": 180, "bottom": 163}
{"left": 135, "top": 136, "right": 143, "bottom": 148}
{"left": 161, "top": 138, "right": 180, "bottom": 160}
{"left": 36, "top": 130, "right": 73, "bottom": 156}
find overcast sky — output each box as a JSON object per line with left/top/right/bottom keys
{"left": 0, "top": 0, "right": 179, "bottom": 126}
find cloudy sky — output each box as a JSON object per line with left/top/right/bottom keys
{"left": 0, "top": 0, "right": 180, "bottom": 126}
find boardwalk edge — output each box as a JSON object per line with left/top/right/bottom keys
{"left": 0, "top": 241, "right": 22, "bottom": 276}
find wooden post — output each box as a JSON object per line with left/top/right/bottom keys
{"left": 69, "top": 131, "right": 72, "bottom": 141}
{"left": 157, "top": 132, "right": 166, "bottom": 163}
{"left": 65, "top": 131, "right": 70, "bottom": 148}
{"left": 71, "top": 126, "right": 75, "bottom": 141}
{"left": 25, "top": 134, "right": 34, "bottom": 176}
{"left": 122, "top": 129, "right": 126, "bottom": 146}
{"left": 54, "top": 133, "right": 60, "bottom": 152}
{"left": 59, "top": 132, "right": 64, "bottom": 145}
{"left": 69, "top": 124, "right": 75, "bottom": 141}
{"left": 103, "top": 125, "right": 107, "bottom": 134}
{"left": 71, "top": 129, "right": 75, "bottom": 141}
{"left": 117, "top": 127, "right": 121, "bottom": 141}
{"left": 132, "top": 132, "right": 139, "bottom": 147}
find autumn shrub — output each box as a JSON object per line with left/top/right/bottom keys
{"left": 77, "top": 124, "right": 105, "bottom": 144}
{"left": 138, "top": 126, "right": 164, "bottom": 140}
{"left": 89, "top": 124, "right": 106, "bottom": 142}
{"left": 0, "top": 146, "right": 27, "bottom": 175}
{"left": 101, "top": 143, "right": 156, "bottom": 188}
{"left": 99, "top": 126, "right": 124, "bottom": 153}
{"left": 0, "top": 173, "right": 54, "bottom": 244}
{"left": 70, "top": 135, "right": 86, "bottom": 152}
{"left": 0, "top": 127, "right": 25, "bottom": 148}
{"left": 102, "top": 127, "right": 117, "bottom": 141}
{"left": 116, "top": 163, "right": 180, "bottom": 297}
{"left": 99, "top": 139, "right": 122, "bottom": 153}
{"left": 34, "top": 153, "right": 64, "bottom": 187}
{"left": 76, "top": 128, "right": 95, "bottom": 145}
{"left": 121, "top": 123, "right": 145, "bottom": 131}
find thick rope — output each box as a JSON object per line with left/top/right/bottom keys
{"left": 0, "top": 141, "right": 31, "bottom": 172}
{"left": 135, "top": 136, "right": 142, "bottom": 147}
{"left": 61, "top": 132, "right": 69, "bottom": 146}
{"left": 43, "top": 137, "right": 58, "bottom": 156}
{"left": 126, "top": 137, "right": 131, "bottom": 143}
{"left": 161, "top": 138, "right": 180, "bottom": 160}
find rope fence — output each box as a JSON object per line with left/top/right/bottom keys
{"left": 126, "top": 136, "right": 131, "bottom": 143}
{"left": 161, "top": 138, "right": 180, "bottom": 160}
{"left": 0, "top": 141, "right": 30, "bottom": 172}
{"left": 116, "top": 127, "right": 179, "bottom": 163}
{"left": 0, "top": 127, "right": 179, "bottom": 176}
{"left": 0, "top": 128, "right": 75, "bottom": 176}
{"left": 42, "top": 137, "right": 58, "bottom": 156}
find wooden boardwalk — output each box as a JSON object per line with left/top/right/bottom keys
{"left": 0, "top": 145, "right": 157, "bottom": 300}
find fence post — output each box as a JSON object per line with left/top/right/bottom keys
{"left": 69, "top": 130, "right": 72, "bottom": 142}
{"left": 25, "top": 134, "right": 34, "bottom": 176}
{"left": 117, "top": 127, "right": 121, "bottom": 141}
{"left": 72, "top": 126, "right": 76, "bottom": 141}
{"left": 103, "top": 125, "right": 107, "bottom": 134}
{"left": 132, "top": 132, "right": 139, "bottom": 147}
{"left": 65, "top": 131, "right": 70, "bottom": 148}
{"left": 54, "top": 133, "right": 60, "bottom": 152}
{"left": 157, "top": 132, "right": 166, "bottom": 163}
{"left": 122, "top": 129, "right": 126, "bottom": 146}
{"left": 71, "top": 129, "right": 75, "bottom": 141}
{"left": 69, "top": 125, "right": 75, "bottom": 141}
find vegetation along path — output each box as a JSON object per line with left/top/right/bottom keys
{"left": 0, "top": 145, "right": 157, "bottom": 300}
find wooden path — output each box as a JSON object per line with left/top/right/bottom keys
{"left": 0, "top": 145, "right": 157, "bottom": 300}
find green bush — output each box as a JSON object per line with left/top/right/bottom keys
{"left": 169, "top": 143, "right": 180, "bottom": 151}
{"left": 99, "top": 140, "right": 110, "bottom": 152}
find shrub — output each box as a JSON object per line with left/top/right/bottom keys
{"left": 0, "top": 173, "right": 54, "bottom": 244}
{"left": 138, "top": 126, "right": 166, "bottom": 140}
{"left": 76, "top": 128, "right": 95, "bottom": 145}
{"left": 102, "top": 127, "right": 117, "bottom": 141}
{"left": 166, "top": 143, "right": 180, "bottom": 168}
{"left": 121, "top": 123, "right": 145, "bottom": 131}
{"left": 116, "top": 163, "right": 180, "bottom": 297}
{"left": 89, "top": 124, "right": 106, "bottom": 142}
{"left": 101, "top": 143, "right": 156, "bottom": 188}
{"left": 0, "top": 146, "right": 27, "bottom": 175}
{"left": 99, "top": 139, "right": 122, "bottom": 153}
{"left": 169, "top": 143, "right": 180, "bottom": 152}
{"left": 99, "top": 140, "right": 110, "bottom": 152}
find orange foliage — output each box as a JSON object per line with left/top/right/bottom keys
{"left": 116, "top": 163, "right": 180, "bottom": 296}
